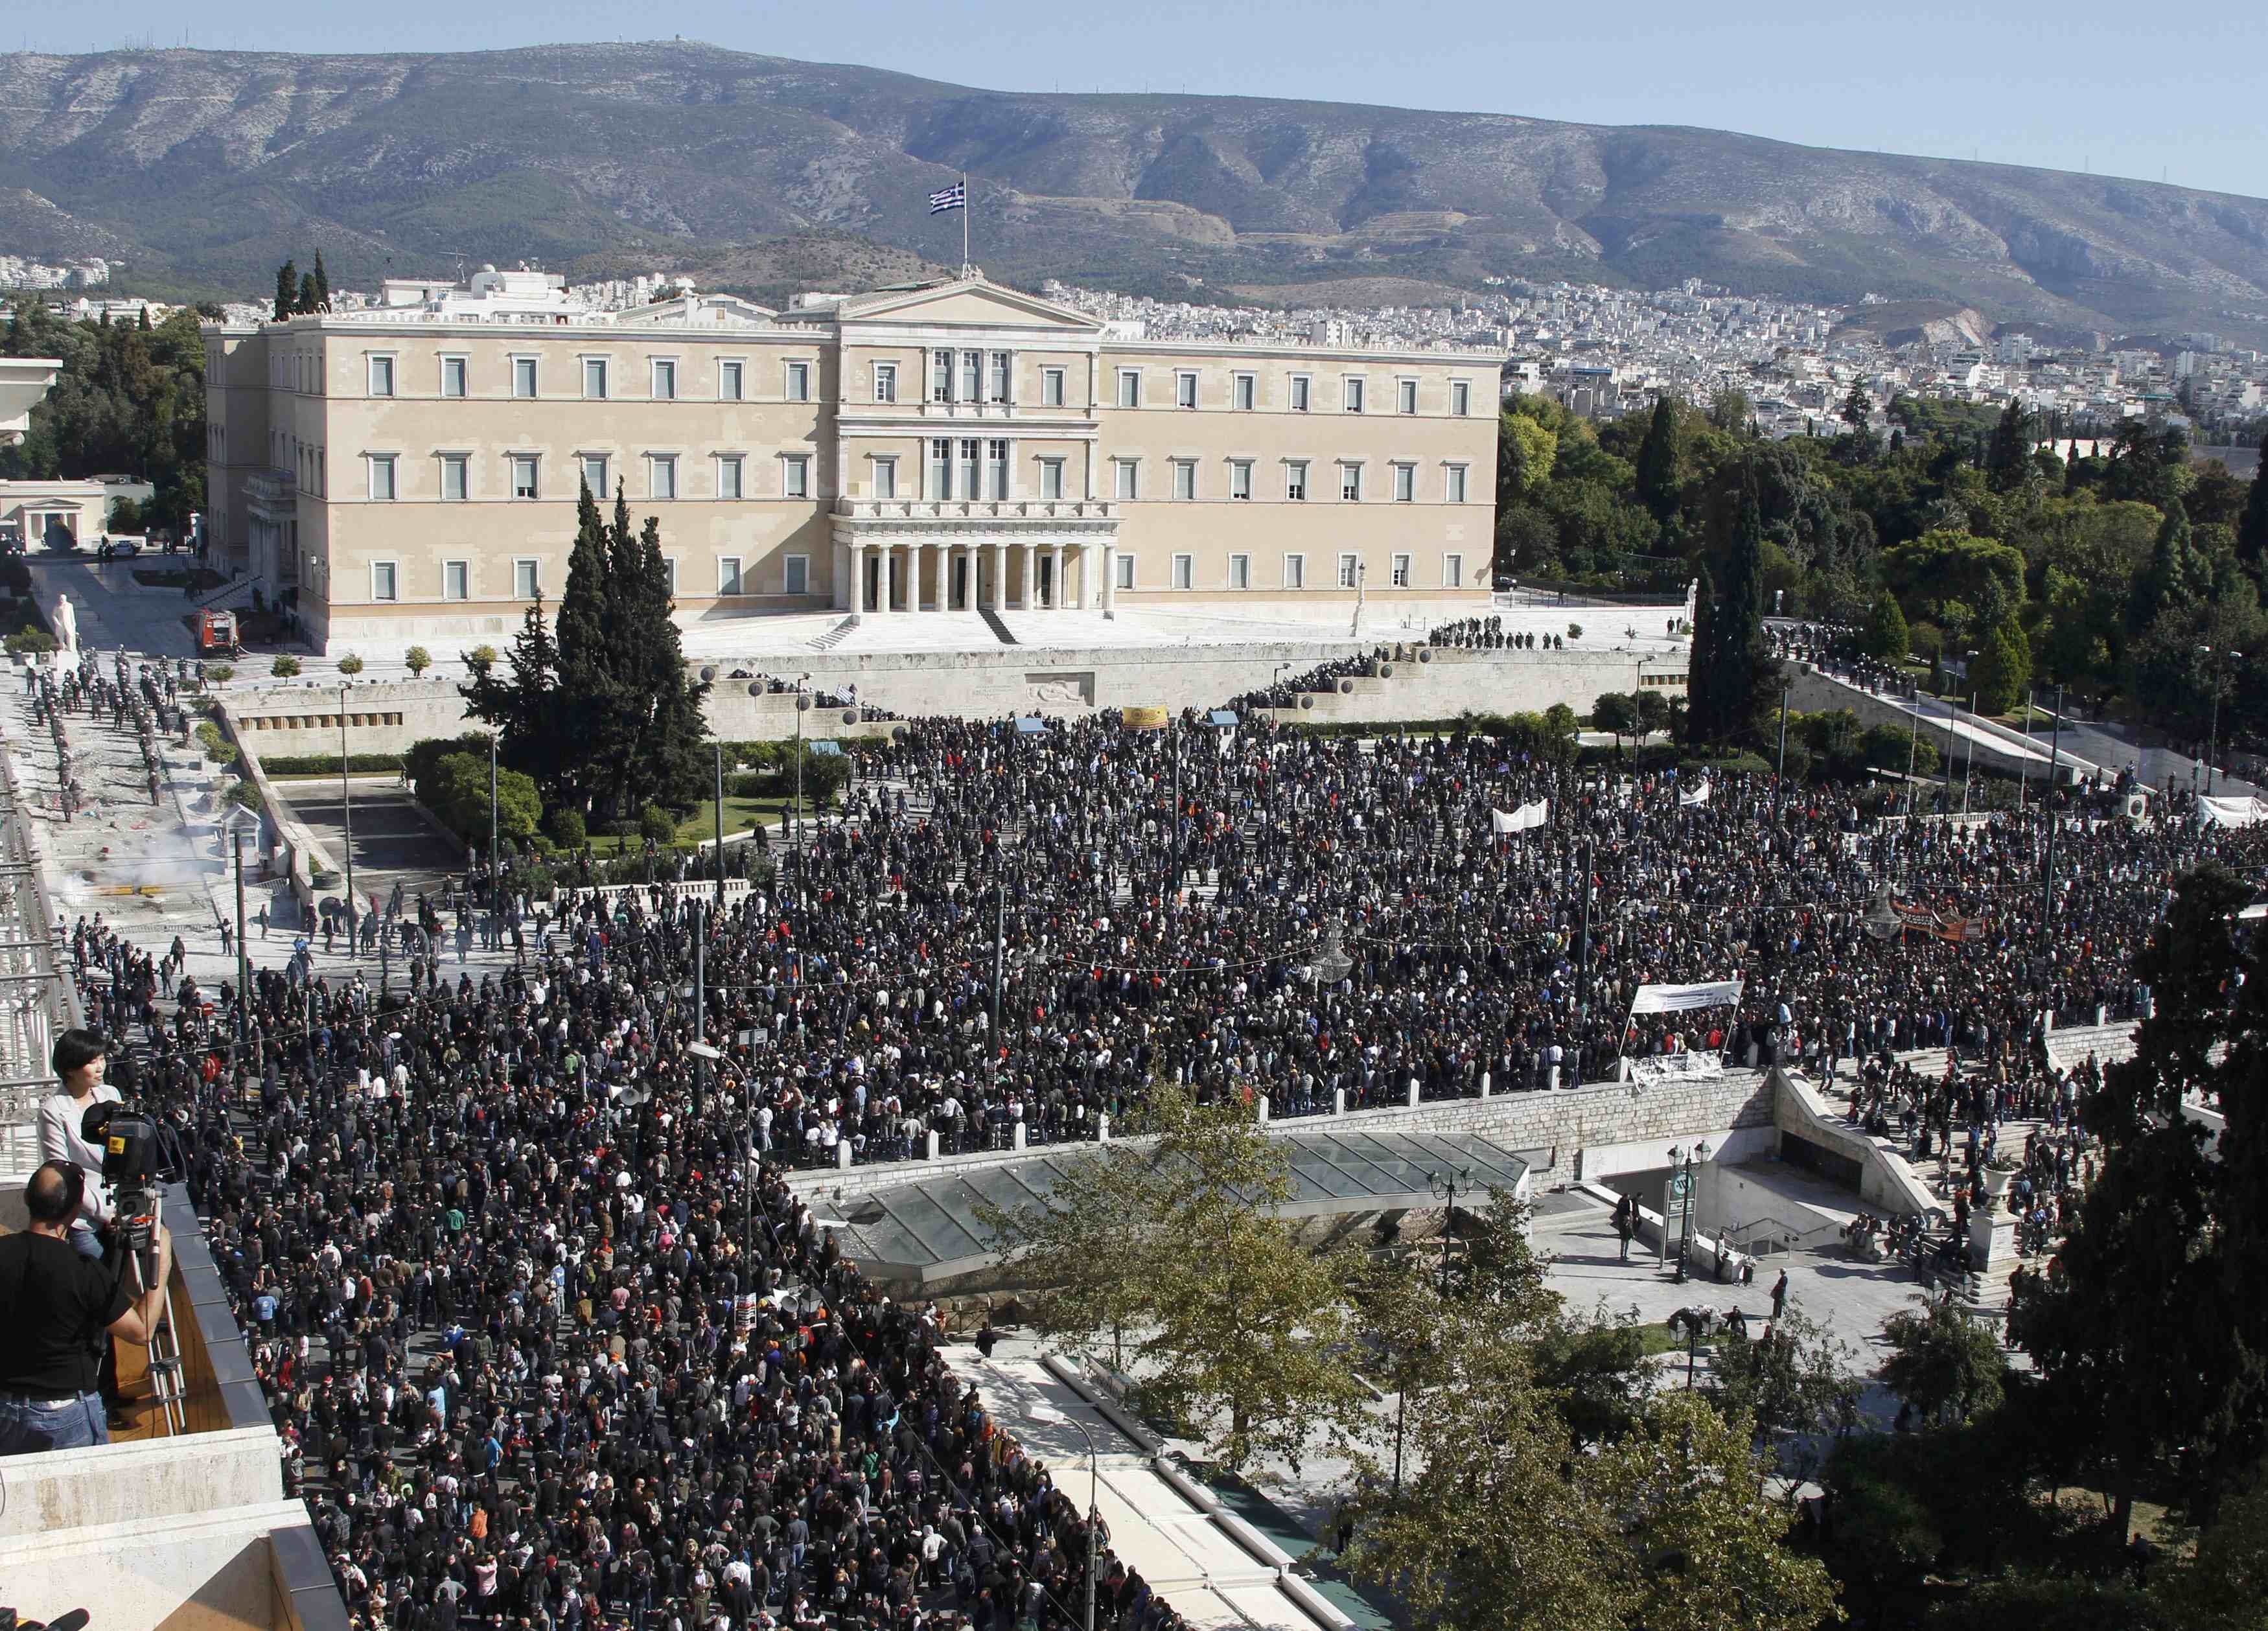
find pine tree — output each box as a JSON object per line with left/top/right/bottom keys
{"left": 311, "top": 251, "right": 330, "bottom": 313}
{"left": 273, "top": 260, "right": 297, "bottom": 323}
{"left": 1633, "top": 394, "right": 1680, "bottom": 524}
{"left": 2237, "top": 430, "right": 2268, "bottom": 584}
{"left": 2129, "top": 500, "right": 2211, "bottom": 634}
{"left": 297, "top": 272, "right": 319, "bottom": 316}
{"left": 1967, "top": 611, "right": 2031, "bottom": 715}
{"left": 1862, "top": 590, "right": 1909, "bottom": 664}
{"left": 464, "top": 595, "right": 564, "bottom": 791}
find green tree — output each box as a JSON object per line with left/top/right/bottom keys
{"left": 1879, "top": 1289, "right": 2008, "bottom": 1426}
{"left": 1687, "top": 465, "right": 1779, "bottom": 747}
{"left": 1883, "top": 531, "right": 2026, "bottom": 631}
{"left": 425, "top": 752, "right": 540, "bottom": 848}
{"left": 2157, "top": 1472, "right": 2268, "bottom": 1631}
{"left": 1591, "top": 690, "right": 1637, "bottom": 756}
{"left": 2234, "top": 435, "right": 2268, "bottom": 585}
{"left": 977, "top": 1146, "right": 1161, "bottom": 1374}
{"left": 404, "top": 645, "right": 432, "bottom": 678}
{"left": 1707, "top": 1301, "right": 1865, "bottom": 1466}
{"left": 2011, "top": 865, "right": 2259, "bottom": 1540}
{"left": 1634, "top": 393, "right": 1682, "bottom": 524}
{"left": 1985, "top": 399, "right": 2032, "bottom": 492}
{"left": 2129, "top": 500, "right": 2212, "bottom": 636}
{"left": 336, "top": 653, "right": 364, "bottom": 677}
{"left": 296, "top": 271, "right": 319, "bottom": 316}
{"left": 106, "top": 494, "right": 143, "bottom": 533}
{"left": 1344, "top": 1374, "right": 1836, "bottom": 1631}
{"left": 1968, "top": 611, "right": 2031, "bottom": 715}
{"left": 982, "top": 1085, "right": 1371, "bottom": 1475}
{"left": 1499, "top": 409, "right": 1559, "bottom": 505}
{"left": 273, "top": 260, "right": 296, "bottom": 323}
{"left": 310, "top": 251, "right": 330, "bottom": 313}
{"left": 270, "top": 654, "right": 300, "bottom": 678}
{"left": 465, "top": 484, "right": 708, "bottom": 822}
{"left": 1863, "top": 590, "right": 1910, "bottom": 662}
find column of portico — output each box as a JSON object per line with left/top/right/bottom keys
{"left": 991, "top": 544, "right": 1009, "bottom": 611}
{"left": 962, "top": 542, "right": 980, "bottom": 610}
{"left": 848, "top": 542, "right": 868, "bottom": 615}
{"left": 1100, "top": 544, "right": 1117, "bottom": 615}
{"left": 1017, "top": 546, "right": 1032, "bottom": 612}
{"left": 1050, "top": 545, "right": 1067, "bottom": 610}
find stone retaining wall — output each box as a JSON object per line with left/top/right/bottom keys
{"left": 787, "top": 1068, "right": 1776, "bottom": 1202}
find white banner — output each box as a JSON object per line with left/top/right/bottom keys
{"left": 1630, "top": 978, "right": 1744, "bottom": 1015}
{"left": 1490, "top": 798, "right": 1549, "bottom": 835}
{"left": 2199, "top": 795, "right": 2267, "bottom": 828}
{"left": 1626, "top": 1052, "right": 1727, "bottom": 1088}
{"left": 1678, "top": 776, "right": 1712, "bottom": 807}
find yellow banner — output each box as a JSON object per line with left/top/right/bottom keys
{"left": 1120, "top": 706, "right": 1170, "bottom": 730}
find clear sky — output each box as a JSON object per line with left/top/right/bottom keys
{"left": 18, "top": 0, "right": 2265, "bottom": 200}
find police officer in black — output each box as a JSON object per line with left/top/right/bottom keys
{"left": 0, "top": 1161, "right": 172, "bottom": 1453}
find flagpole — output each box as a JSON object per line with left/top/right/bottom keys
{"left": 962, "top": 171, "right": 971, "bottom": 273}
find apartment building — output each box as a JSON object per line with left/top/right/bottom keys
{"left": 203, "top": 272, "right": 1501, "bottom": 651}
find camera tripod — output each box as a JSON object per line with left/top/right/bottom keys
{"left": 115, "top": 1185, "right": 187, "bottom": 1437}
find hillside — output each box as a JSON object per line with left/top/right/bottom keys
{"left": 2, "top": 43, "right": 2265, "bottom": 337}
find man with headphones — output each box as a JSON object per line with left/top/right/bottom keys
{"left": 0, "top": 1162, "right": 172, "bottom": 1453}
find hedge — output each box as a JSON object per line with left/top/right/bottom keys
{"left": 254, "top": 753, "right": 404, "bottom": 777}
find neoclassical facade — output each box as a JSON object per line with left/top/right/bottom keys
{"left": 203, "top": 273, "right": 1501, "bottom": 651}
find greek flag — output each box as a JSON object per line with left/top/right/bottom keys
{"left": 929, "top": 183, "right": 966, "bottom": 214}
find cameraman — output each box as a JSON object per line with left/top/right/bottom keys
{"left": 0, "top": 1162, "right": 172, "bottom": 1453}
{"left": 36, "top": 1029, "right": 126, "bottom": 1423}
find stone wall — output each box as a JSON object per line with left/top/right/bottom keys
{"left": 217, "top": 641, "right": 1691, "bottom": 753}
{"left": 787, "top": 1069, "right": 1777, "bottom": 1203}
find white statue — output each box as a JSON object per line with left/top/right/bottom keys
{"left": 55, "top": 594, "right": 78, "bottom": 661}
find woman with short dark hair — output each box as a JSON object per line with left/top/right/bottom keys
{"left": 37, "top": 1028, "right": 119, "bottom": 1259}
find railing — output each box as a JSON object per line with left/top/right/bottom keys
{"left": 0, "top": 732, "right": 79, "bottom": 1123}
{"left": 833, "top": 497, "right": 1116, "bottom": 523}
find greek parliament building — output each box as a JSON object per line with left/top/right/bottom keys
{"left": 203, "top": 269, "right": 1502, "bottom": 652}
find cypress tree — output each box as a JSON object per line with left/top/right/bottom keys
{"left": 1634, "top": 394, "right": 1680, "bottom": 525}
{"left": 2130, "top": 500, "right": 2210, "bottom": 635}
{"left": 1862, "top": 590, "right": 1909, "bottom": 664}
{"left": 1691, "top": 464, "right": 1776, "bottom": 747}
{"left": 311, "top": 251, "right": 330, "bottom": 313}
{"left": 297, "top": 272, "right": 320, "bottom": 315}
{"left": 2237, "top": 430, "right": 2268, "bottom": 584}
{"left": 1985, "top": 399, "right": 2030, "bottom": 491}
{"left": 273, "top": 260, "right": 297, "bottom": 322}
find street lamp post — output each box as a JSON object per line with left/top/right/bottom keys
{"left": 1429, "top": 1167, "right": 1474, "bottom": 1299}
{"left": 1030, "top": 1406, "right": 1101, "bottom": 1631}
{"left": 2199, "top": 645, "right": 2241, "bottom": 796}
{"left": 1667, "top": 1142, "right": 1709, "bottom": 1284}
{"left": 1962, "top": 686, "right": 1978, "bottom": 818}
{"left": 338, "top": 682, "right": 356, "bottom": 936}
{"left": 1774, "top": 682, "right": 1790, "bottom": 824}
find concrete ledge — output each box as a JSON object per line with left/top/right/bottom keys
{"left": 0, "top": 1424, "right": 283, "bottom": 1538}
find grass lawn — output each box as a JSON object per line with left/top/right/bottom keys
{"left": 581, "top": 795, "right": 829, "bottom": 854}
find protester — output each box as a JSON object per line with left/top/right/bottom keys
{"left": 43, "top": 675, "right": 2265, "bottom": 1630}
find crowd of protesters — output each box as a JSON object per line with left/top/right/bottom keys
{"left": 39, "top": 682, "right": 2268, "bottom": 1631}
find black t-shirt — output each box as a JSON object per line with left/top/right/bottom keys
{"left": 0, "top": 1231, "right": 132, "bottom": 1395}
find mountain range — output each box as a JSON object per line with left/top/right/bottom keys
{"left": 2, "top": 42, "right": 2264, "bottom": 340}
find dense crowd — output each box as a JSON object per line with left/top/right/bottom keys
{"left": 49, "top": 699, "right": 2268, "bottom": 1631}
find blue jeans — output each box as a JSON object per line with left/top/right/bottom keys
{"left": 0, "top": 1391, "right": 110, "bottom": 1455}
